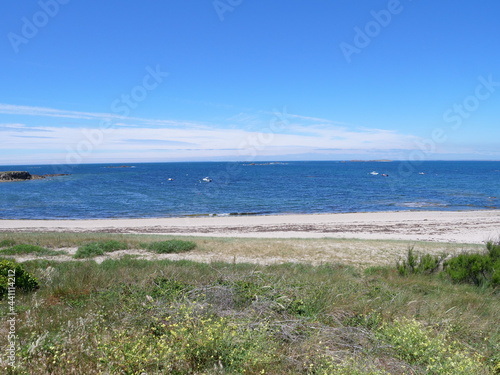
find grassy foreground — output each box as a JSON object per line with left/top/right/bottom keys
{"left": 0, "top": 234, "right": 499, "bottom": 374}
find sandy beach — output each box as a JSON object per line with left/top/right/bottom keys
{"left": 1, "top": 210, "right": 499, "bottom": 244}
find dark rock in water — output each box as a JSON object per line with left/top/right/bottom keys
{"left": 0, "top": 171, "right": 70, "bottom": 182}
{"left": 0, "top": 171, "right": 32, "bottom": 181}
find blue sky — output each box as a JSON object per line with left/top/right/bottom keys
{"left": 1, "top": 0, "right": 499, "bottom": 165}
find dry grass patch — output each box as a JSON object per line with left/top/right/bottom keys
{"left": 0, "top": 232, "right": 484, "bottom": 268}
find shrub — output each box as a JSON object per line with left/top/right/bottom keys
{"left": 0, "top": 239, "right": 16, "bottom": 247}
{"left": 0, "top": 259, "right": 39, "bottom": 298}
{"left": 398, "top": 242, "right": 500, "bottom": 288}
{"left": 378, "top": 318, "right": 487, "bottom": 374}
{"left": 486, "top": 241, "right": 500, "bottom": 261}
{"left": 0, "top": 244, "right": 64, "bottom": 256}
{"left": 142, "top": 240, "right": 196, "bottom": 254}
{"left": 97, "top": 240, "right": 129, "bottom": 253}
{"left": 74, "top": 243, "right": 104, "bottom": 258}
{"left": 492, "top": 262, "right": 500, "bottom": 287}
{"left": 74, "top": 241, "right": 128, "bottom": 259}
{"left": 444, "top": 253, "right": 493, "bottom": 287}
{"left": 98, "top": 304, "right": 276, "bottom": 373}
{"left": 397, "top": 247, "right": 442, "bottom": 276}
{"left": 151, "top": 277, "right": 192, "bottom": 300}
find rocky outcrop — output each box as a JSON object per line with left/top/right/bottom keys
{"left": 0, "top": 171, "right": 69, "bottom": 182}
{"left": 0, "top": 171, "right": 32, "bottom": 181}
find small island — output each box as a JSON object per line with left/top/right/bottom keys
{"left": 341, "top": 159, "right": 393, "bottom": 163}
{"left": 0, "top": 171, "right": 69, "bottom": 182}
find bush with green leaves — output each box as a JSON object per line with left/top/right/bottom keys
{"left": 142, "top": 240, "right": 196, "bottom": 254}
{"left": 74, "top": 240, "right": 128, "bottom": 259}
{"left": 443, "top": 240, "right": 500, "bottom": 288}
{"left": 378, "top": 318, "right": 487, "bottom": 374}
{"left": 397, "top": 247, "right": 443, "bottom": 276}
{"left": 445, "top": 253, "right": 498, "bottom": 287}
{"left": 486, "top": 241, "right": 500, "bottom": 261}
{"left": 0, "top": 259, "right": 39, "bottom": 298}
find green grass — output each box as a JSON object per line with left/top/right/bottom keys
{"left": 74, "top": 240, "right": 128, "bottom": 258}
{"left": 0, "top": 259, "right": 39, "bottom": 297}
{"left": 0, "top": 239, "right": 16, "bottom": 247}
{"left": 0, "top": 252, "right": 498, "bottom": 374}
{"left": 141, "top": 239, "right": 196, "bottom": 254}
{"left": 0, "top": 244, "right": 65, "bottom": 256}
{"left": 73, "top": 239, "right": 196, "bottom": 258}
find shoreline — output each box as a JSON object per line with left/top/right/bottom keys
{"left": 1, "top": 210, "right": 499, "bottom": 244}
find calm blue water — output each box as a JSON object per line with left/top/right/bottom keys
{"left": 0, "top": 161, "right": 498, "bottom": 219}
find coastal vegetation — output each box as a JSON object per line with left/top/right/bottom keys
{"left": 74, "top": 239, "right": 197, "bottom": 258}
{"left": 74, "top": 240, "right": 130, "bottom": 258}
{"left": 0, "top": 234, "right": 498, "bottom": 373}
{"left": 141, "top": 239, "right": 197, "bottom": 254}
{"left": 0, "top": 244, "right": 65, "bottom": 257}
{"left": 0, "top": 259, "right": 39, "bottom": 297}
{"left": 398, "top": 242, "right": 500, "bottom": 288}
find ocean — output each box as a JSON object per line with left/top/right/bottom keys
{"left": 0, "top": 161, "right": 498, "bottom": 220}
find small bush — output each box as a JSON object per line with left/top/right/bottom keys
{"left": 0, "top": 259, "right": 39, "bottom": 298}
{"left": 74, "top": 243, "right": 104, "bottom": 258}
{"left": 486, "top": 241, "right": 500, "bottom": 261}
{"left": 0, "top": 244, "right": 64, "bottom": 256}
{"left": 379, "top": 318, "right": 487, "bottom": 374}
{"left": 444, "top": 253, "right": 493, "bottom": 287}
{"left": 0, "top": 239, "right": 16, "bottom": 247}
{"left": 151, "top": 277, "right": 192, "bottom": 300}
{"left": 397, "top": 241, "right": 500, "bottom": 288}
{"left": 74, "top": 241, "right": 128, "bottom": 259}
{"left": 397, "top": 247, "right": 442, "bottom": 276}
{"left": 143, "top": 240, "right": 196, "bottom": 254}
{"left": 97, "top": 240, "right": 129, "bottom": 253}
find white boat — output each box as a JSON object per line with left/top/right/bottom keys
{"left": 202, "top": 177, "right": 212, "bottom": 182}
{"left": 370, "top": 171, "right": 379, "bottom": 175}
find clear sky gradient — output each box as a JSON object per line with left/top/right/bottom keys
{"left": 1, "top": 0, "right": 499, "bottom": 165}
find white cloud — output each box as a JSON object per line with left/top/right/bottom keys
{"left": 5, "top": 102, "right": 489, "bottom": 165}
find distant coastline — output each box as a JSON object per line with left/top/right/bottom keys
{"left": 341, "top": 159, "right": 393, "bottom": 162}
